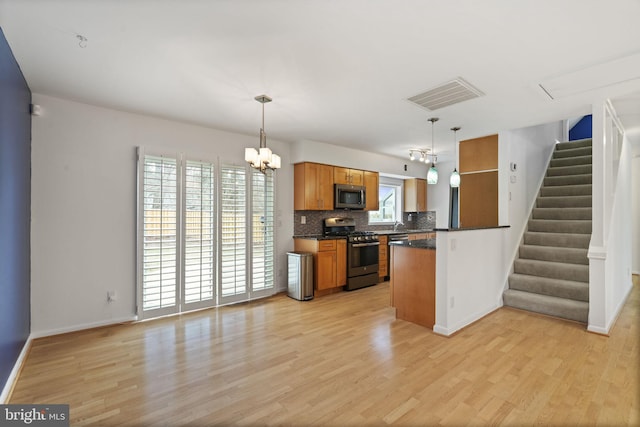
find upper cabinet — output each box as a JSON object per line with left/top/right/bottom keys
{"left": 294, "top": 162, "right": 334, "bottom": 210}
{"left": 364, "top": 171, "right": 379, "bottom": 211}
{"left": 334, "top": 167, "right": 364, "bottom": 186}
{"left": 404, "top": 178, "right": 427, "bottom": 212}
{"left": 459, "top": 134, "right": 498, "bottom": 228}
{"left": 295, "top": 163, "right": 379, "bottom": 211}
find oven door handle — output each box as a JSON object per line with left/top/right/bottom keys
{"left": 351, "top": 242, "right": 380, "bottom": 247}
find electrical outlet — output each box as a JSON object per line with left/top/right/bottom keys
{"left": 301, "top": 216, "right": 306, "bottom": 224}
{"left": 107, "top": 290, "right": 117, "bottom": 303}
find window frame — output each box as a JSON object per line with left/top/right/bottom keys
{"left": 368, "top": 176, "right": 404, "bottom": 225}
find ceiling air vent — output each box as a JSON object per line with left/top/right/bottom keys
{"left": 408, "top": 77, "right": 485, "bottom": 111}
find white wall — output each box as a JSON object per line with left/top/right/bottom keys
{"left": 291, "top": 139, "right": 427, "bottom": 179}
{"left": 499, "top": 122, "right": 563, "bottom": 274}
{"left": 30, "top": 94, "right": 295, "bottom": 337}
{"left": 434, "top": 228, "right": 508, "bottom": 336}
{"left": 588, "top": 102, "right": 634, "bottom": 334}
{"left": 426, "top": 159, "right": 454, "bottom": 228}
{"left": 633, "top": 153, "right": 640, "bottom": 275}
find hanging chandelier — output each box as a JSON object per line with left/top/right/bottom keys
{"left": 450, "top": 126, "right": 461, "bottom": 188}
{"left": 245, "top": 95, "right": 281, "bottom": 173}
{"left": 427, "top": 117, "right": 439, "bottom": 184}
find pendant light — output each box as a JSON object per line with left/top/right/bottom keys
{"left": 245, "top": 95, "right": 281, "bottom": 173}
{"left": 450, "top": 127, "right": 461, "bottom": 188}
{"left": 427, "top": 117, "right": 439, "bottom": 184}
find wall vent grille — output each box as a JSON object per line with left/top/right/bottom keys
{"left": 408, "top": 77, "right": 484, "bottom": 111}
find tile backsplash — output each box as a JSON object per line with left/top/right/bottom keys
{"left": 293, "top": 210, "right": 435, "bottom": 235}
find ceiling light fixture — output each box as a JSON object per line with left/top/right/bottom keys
{"left": 450, "top": 126, "right": 461, "bottom": 188}
{"left": 427, "top": 117, "right": 439, "bottom": 184}
{"left": 409, "top": 148, "right": 432, "bottom": 163}
{"left": 245, "top": 95, "right": 281, "bottom": 173}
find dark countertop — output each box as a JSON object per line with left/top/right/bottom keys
{"left": 293, "top": 229, "right": 434, "bottom": 240}
{"left": 435, "top": 225, "right": 510, "bottom": 232}
{"left": 374, "top": 229, "right": 434, "bottom": 236}
{"left": 388, "top": 238, "right": 436, "bottom": 250}
{"left": 293, "top": 234, "right": 347, "bottom": 240}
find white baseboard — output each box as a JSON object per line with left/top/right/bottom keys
{"left": 31, "top": 316, "right": 137, "bottom": 339}
{"left": 588, "top": 278, "right": 634, "bottom": 335}
{"left": 0, "top": 335, "right": 32, "bottom": 404}
{"left": 433, "top": 303, "right": 502, "bottom": 337}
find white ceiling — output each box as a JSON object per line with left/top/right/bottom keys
{"left": 2, "top": 0, "right": 640, "bottom": 159}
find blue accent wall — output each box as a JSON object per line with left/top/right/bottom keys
{"left": 569, "top": 115, "right": 592, "bottom": 141}
{"left": 0, "top": 27, "right": 31, "bottom": 393}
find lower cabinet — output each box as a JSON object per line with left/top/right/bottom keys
{"left": 293, "top": 238, "right": 346, "bottom": 292}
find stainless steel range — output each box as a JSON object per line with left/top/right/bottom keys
{"left": 323, "top": 218, "right": 379, "bottom": 291}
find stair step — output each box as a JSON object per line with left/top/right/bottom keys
{"left": 555, "top": 139, "right": 592, "bottom": 150}
{"left": 514, "top": 258, "right": 589, "bottom": 282}
{"left": 508, "top": 273, "right": 589, "bottom": 301}
{"left": 550, "top": 155, "right": 592, "bottom": 168}
{"left": 503, "top": 289, "right": 589, "bottom": 323}
{"left": 543, "top": 174, "right": 592, "bottom": 186}
{"left": 540, "top": 184, "right": 591, "bottom": 197}
{"left": 532, "top": 207, "right": 592, "bottom": 220}
{"left": 552, "top": 146, "right": 592, "bottom": 159}
{"left": 528, "top": 219, "right": 591, "bottom": 234}
{"left": 547, "top": 164, "right": 592, "bottom": 177}
{"left": 524, "top": 232, "right": 590, "bottom": 249}
{"left": 519, "top": 245, "right": 588, "bottom": 265}
{"left": 536, "top": 195, "right": 591, "bottom": 208}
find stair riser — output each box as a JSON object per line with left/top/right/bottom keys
{"left": 536, "top": 197, "right": 591, "bottom": 208}
{"left": 508, "top": 275, "right": 589, "bottom": 301}
{"left": 503, "top": 291, "right": 588, "bottom": 323}
{"left": 550, "top": 156, "right": 592, "bottom": 168}
{"left": 553, "top": 147, "right": 592, "bottom": 159}
{"left": 514, "top": 260, "right": 589, "bottom": 282}
{"left": 528, "top": 220, "right": 591, "bottom": 234}
{"left": 524, "top": 232, "right": 590, "bottom": 249}
{"left": 555, "top": 139, "right": 592, "bottom": 150}
{"left": 543, "top": 175, "right": 592, "bottom": 186}
{"left": 547, "top": 165, "right": 592, "bottom": 176}
{"left": 532, "top": 208, "right": 592, "bottom": 220}
{"left": 519, "top": 246, "right": 588, "bottom": 265}
{"left": 540, "top": 185, "right": 591, "bottom": 197}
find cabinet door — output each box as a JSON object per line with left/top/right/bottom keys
{"left": 336, "top": 239, "right": 347, "bottom": 286}
{"left": 378, "top": 236, "right": 388, "bottom": 280}
{"left": 317, "top": 164, "right": 334, "bottom": 210}
{"left": 295, "top": 162, "right": 334, "bottom": 210}
{"left": 334, "top": 167, "right": 364, "bottom": 186}
{"left": 334, "top": 167, "right": 351, "bottom": 185}
{"left": 364, "top": 171, "right": 379, "bottom": 211}
{"left": 316, "top": 250, "right": 337, "bottom": 290}
{"left": 416, "top": 178, "right": 427, "bottom": 212}
{"left": 350, "top": 169, "right": 364, "bottom": 186}
{"left": 404, "top": 178, "right": 427, "bottom": 212}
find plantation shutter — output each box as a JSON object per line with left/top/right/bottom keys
{"left": 219, "top": 165, "right": 247, "bottom": 300}
{"left": 140, "top": 155, "right": 179, "bottom": 317}
{"left": 251, "top": 169, "right": 275, "bottom": 293}
{"left": 182, "top": 160, "right": 216, "bottom": 309}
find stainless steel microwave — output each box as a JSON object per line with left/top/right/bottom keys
{"left": 335, "top": 184, "right": 366, "bottom": 209}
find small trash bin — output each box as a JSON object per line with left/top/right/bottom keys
{"left": 287, "top": 252, "right": 314, "bottom": 301}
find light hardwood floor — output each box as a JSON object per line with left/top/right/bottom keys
{"left": 11, "top": 277, "right": 639, "bottom": 426}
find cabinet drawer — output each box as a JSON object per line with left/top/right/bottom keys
{"left": 318, "top": 240, "right": 337, "bottom": 251}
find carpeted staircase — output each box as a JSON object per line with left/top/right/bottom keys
{"left": 503, "top": 138, "right": 592, "bottom": 323}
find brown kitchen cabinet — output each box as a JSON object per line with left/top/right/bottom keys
{"left": 404, "top": 178, "right": 427, "bottom": 212}
{"left": 294, "top": 162, "right": 334, "bottom": 210}
{"left": 378, "top": 235, "right": 388, "bottom": 280}
{"left": 408, "top": 233, "right": 427, "bottom": 240}
{"left": 334, "top": 167, "right": 364, "bottom": 185}
{"left": 364, "top": 170, "right": 379, "bottom": 211}
{"left": 293, "top": 238, "right": 346, "bottom": 292}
